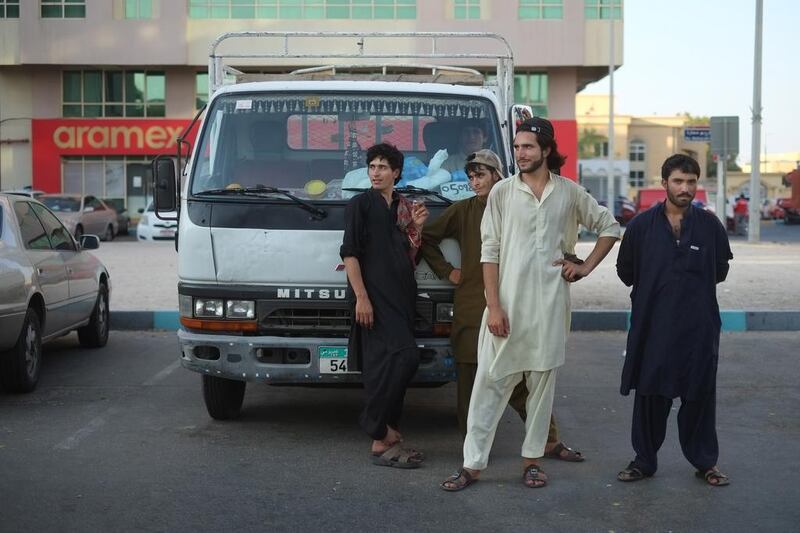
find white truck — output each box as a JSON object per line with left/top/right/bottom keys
{"left": 153, "top": 32, "right": 532, "bottom": 419}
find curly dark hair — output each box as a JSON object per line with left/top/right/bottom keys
{"left": 366, "top": 142, "right": 404, "bottom": 179}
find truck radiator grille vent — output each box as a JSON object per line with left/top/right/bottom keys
{"left": 260, "top": 300, "right": 433, "bottom": 335}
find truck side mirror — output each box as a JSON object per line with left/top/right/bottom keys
{"left": 153, "top": 157, "right": 177, "bottom": 212}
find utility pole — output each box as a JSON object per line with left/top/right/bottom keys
{"left": 748, "top": 0, "right": 763, "bottom": 242}
{"left": 606, "top": 12, "right": 616, "bottom": 210}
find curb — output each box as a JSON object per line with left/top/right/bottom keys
{"left": 110, "top": 310, "right": 800, "bottom": 332}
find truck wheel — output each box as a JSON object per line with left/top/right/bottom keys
{"left": 78, "top": 283, "right": 109, "bottom": 348}
{"left": 202, "top": 375, "right": 246, "bottom": 420}
{"left": 0, "top": 308, "right": 43, "bottom": 393}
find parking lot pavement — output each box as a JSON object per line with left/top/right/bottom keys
{"left": 1, "top": 331, "right": 797, "bottom": 532}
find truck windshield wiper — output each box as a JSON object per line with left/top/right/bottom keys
{"left": 343, "top": 185, "right": 453, "bottom": 205}
{"left": 194, "top": 186, "right": 327, "bottom": 220}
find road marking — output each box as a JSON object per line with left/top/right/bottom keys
{"left": 143, "top": 359, "right": 181, "bottom": 386}
{"left": 54, "top": 408, "right": 116, "bottom": 451}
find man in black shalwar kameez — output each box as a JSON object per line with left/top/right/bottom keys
{"left": 616, "top": 154, "right": 732, "bottom": 487}
{"left": 340, "top": 143, "right": 429, "bottom": 468}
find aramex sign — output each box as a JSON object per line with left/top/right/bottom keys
{"left": 32, "top": 119, "right": 196, "bottom": 193}
{"left": 52, "top": 124, "right": 186, "bottom": 150}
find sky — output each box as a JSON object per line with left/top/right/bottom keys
{"left": 581, "top": 0, "right": 799, "bottom": 165}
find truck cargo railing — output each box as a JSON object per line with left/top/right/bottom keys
{"left": 208, "top": 31, "right": 514, "bottom": 114}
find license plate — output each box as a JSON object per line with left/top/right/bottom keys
{"left": 159, "top": 229, "right": 175, "bottom": 236}
{"left": 319, "top": 346, "right": 358, "bottom": 374}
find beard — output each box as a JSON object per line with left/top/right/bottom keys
{"left": 519, "top": 155, "right": 546, "bottom": 174}
{"left": 667, "top": 189, "right": 694, "bottom": 207}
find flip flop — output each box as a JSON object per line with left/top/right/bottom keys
{"left": 440, "top": 468, "right": 478, "bottom": 492}
{"left": 544, "top": 442, "right": 585, "bottom": 462}
{"left": 371, "top": 443, "right": 421, "bottom": 469}
{"left": 696, "top": 468, "right": 730, "bottom": 487}
{"left": 522, "top": 464, "right": 548, "bottom": 488}
{"left": 617, "top": 462, "right": 653, "bottom": 482}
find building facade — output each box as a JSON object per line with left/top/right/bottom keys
{"left": 576, "top": 94, "right": 709, "bottom": 201}
{"left": 1, "top": 0, "right": 623, "bottom": 214}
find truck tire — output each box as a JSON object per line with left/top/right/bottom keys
{"left": 78, "top": 283, "right": 110, "bottom": 348}
{"left": 0, "top": 307, "right": 43, "bottom": 393}
{"left": 202, "top": 375, "right": 246, "bottom": 420}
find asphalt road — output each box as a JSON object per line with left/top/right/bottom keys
{"left": 1, "top": 331, "right": 798, "bottom": 532}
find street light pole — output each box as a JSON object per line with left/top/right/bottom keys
{"left": 606, "top": 11, "right": 616, "bottom": 210}
{"left": 748, "top": 0, "right": 763, "bottom": 242}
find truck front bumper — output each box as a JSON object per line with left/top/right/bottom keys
{"left": 178, "top": 328, "right": 455, "bottom": 384}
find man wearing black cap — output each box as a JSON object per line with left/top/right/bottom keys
{"left": 440, "top": 117, "right": 620, "bottom": 491}
{"left": 442, "top": 119, "right": 490, "bottom": 173}
{"left": 421, "top": 149, "right": 585, "bottom": 463}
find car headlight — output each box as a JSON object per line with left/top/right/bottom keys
{"left": 194, "top": 298, "right": 224, "bottom": 318}
{"left": 435, "top": 303, "right": 454, "bottom": 323}
{"left": 226, "top": 300, "right": 255, "bottom": 319}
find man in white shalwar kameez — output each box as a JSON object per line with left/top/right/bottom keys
{"left": 441, "top": 117, "right": 621, "bottom": 491}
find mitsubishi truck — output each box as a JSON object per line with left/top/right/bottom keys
{"left": 153, "top": 31, "right": 532, "bottom": 419}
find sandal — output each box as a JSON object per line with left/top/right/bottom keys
{"left": 696, "top": 467, "right": 730, "bottom": 487}
{"left": 522, "top": 464, "right": 548, "bottom": 488}
{"left": 440, "top": 468, "right": 478, "bottom": 492}
{"left": 371, "top": 443, "right": 421, "bottom": 469}
{"left": 544, "top": 442, "right": 585, "bottom": 462}
{"left": 617, "top": 462, "right": 652, "bottom": 482}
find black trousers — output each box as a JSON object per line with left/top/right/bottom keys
{"left": 630, "top": 391, "right": 718, "bottom": 476}
{"left": 359, "top": 345, "right": 420, "bottom": 441}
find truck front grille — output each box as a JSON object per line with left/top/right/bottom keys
{"left": 259, "top": 300, "right": 434, "bottom": 336}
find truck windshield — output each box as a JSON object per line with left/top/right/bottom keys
{"left": 189, "top": 92, "right": 503, "bottom": 203}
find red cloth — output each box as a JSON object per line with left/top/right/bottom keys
{"left": 734, "top": 199, "right": 748, "bottom": 215}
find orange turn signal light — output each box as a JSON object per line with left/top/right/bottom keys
{"left": 180, "top": 317, "right": 257, "bottom": 333}
{"left": 432, "top": 323, "right": 452, "bottom": 337}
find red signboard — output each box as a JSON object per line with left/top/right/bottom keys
{"left": 32, "top": 119, "right": 196, "bottom": 193}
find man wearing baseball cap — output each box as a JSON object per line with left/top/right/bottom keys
{"left": 440, "top": 117, "right": 620, "bottom": 491}
{"left": 421, "top": 149, "right": 585, "bottom": 463}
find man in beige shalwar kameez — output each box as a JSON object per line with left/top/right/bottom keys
{"left": 441, "top": 117, "right": 620, "bottom": 491}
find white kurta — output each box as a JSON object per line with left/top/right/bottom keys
{"left": 478, "top": 172, "right": 620, "bottom": 379}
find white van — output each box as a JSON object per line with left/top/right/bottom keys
{"left": 153, "top": 32, "right": 532, "bottom": 419}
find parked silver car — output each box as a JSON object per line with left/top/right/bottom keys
{"left": 39, "top": 194, "right": 118, "bottom": 241}
{"left": 0, "top": 193, "right": 111, "bottom": 393}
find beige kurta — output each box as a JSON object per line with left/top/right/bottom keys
{"left": 478, "top": 172, "right": 620, "bottom": 380}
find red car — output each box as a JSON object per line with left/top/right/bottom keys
{"left": 777, "top": 198, "right": 799, "bottom": 224}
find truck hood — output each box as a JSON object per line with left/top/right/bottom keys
{"left": 201, "top": 227, "right": 459, "bottom": 288}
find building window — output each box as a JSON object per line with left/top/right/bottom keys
{"left": 514, "top": 73, "right": 548, "bottom": 116}
{"left": 629, "top": 141, "right": 645, "bottom": 162}
{"left": 41, "top": 0, "right": 86, "bottom": 18}
{"left": 454, "top": 0, "right": 479, "bottom": 19}
{"left": 62, "top": 70, "right": 166, "bottom": 117}
{"left": 125, "top": 0, "right": 152, "bottom": 18}
{"left": 584, "top": 0, "right": 622, "bottom": 20}
{"left": 1, "top": 0, "right": 20, "bottom": 18}
{"left": 62, "top": 156, "right": 153, "bottom": 212}
{"left": 196, "top": 72, "right": 209, "bottom": 109}
{"left": 629, "top": 170, "right": 645, "bottom": 188}
{"left": 188, "top": 0, "right": 416, "bottom": 19}
{"left": 519, "top": 0, "right": 563, "bottom": 20}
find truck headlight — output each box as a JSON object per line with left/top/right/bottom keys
{"left": 195, "top": 298, "right": 224, "bottom": 318}
{"left": 435, "top": 303, "right": 454, "bottom": 323}
{"left": 226, "top": 300, "right": 255, "bottom": 319}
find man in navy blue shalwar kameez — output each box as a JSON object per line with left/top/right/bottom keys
{"left": 616, "top": 154, "right": 732, "bottom": 487}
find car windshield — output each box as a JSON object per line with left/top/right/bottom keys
{"left": 189, "top": 91, "right": 504, "bottom": 203}
{"left": 41, "top": 196, "right": 80, "bottom": 212}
